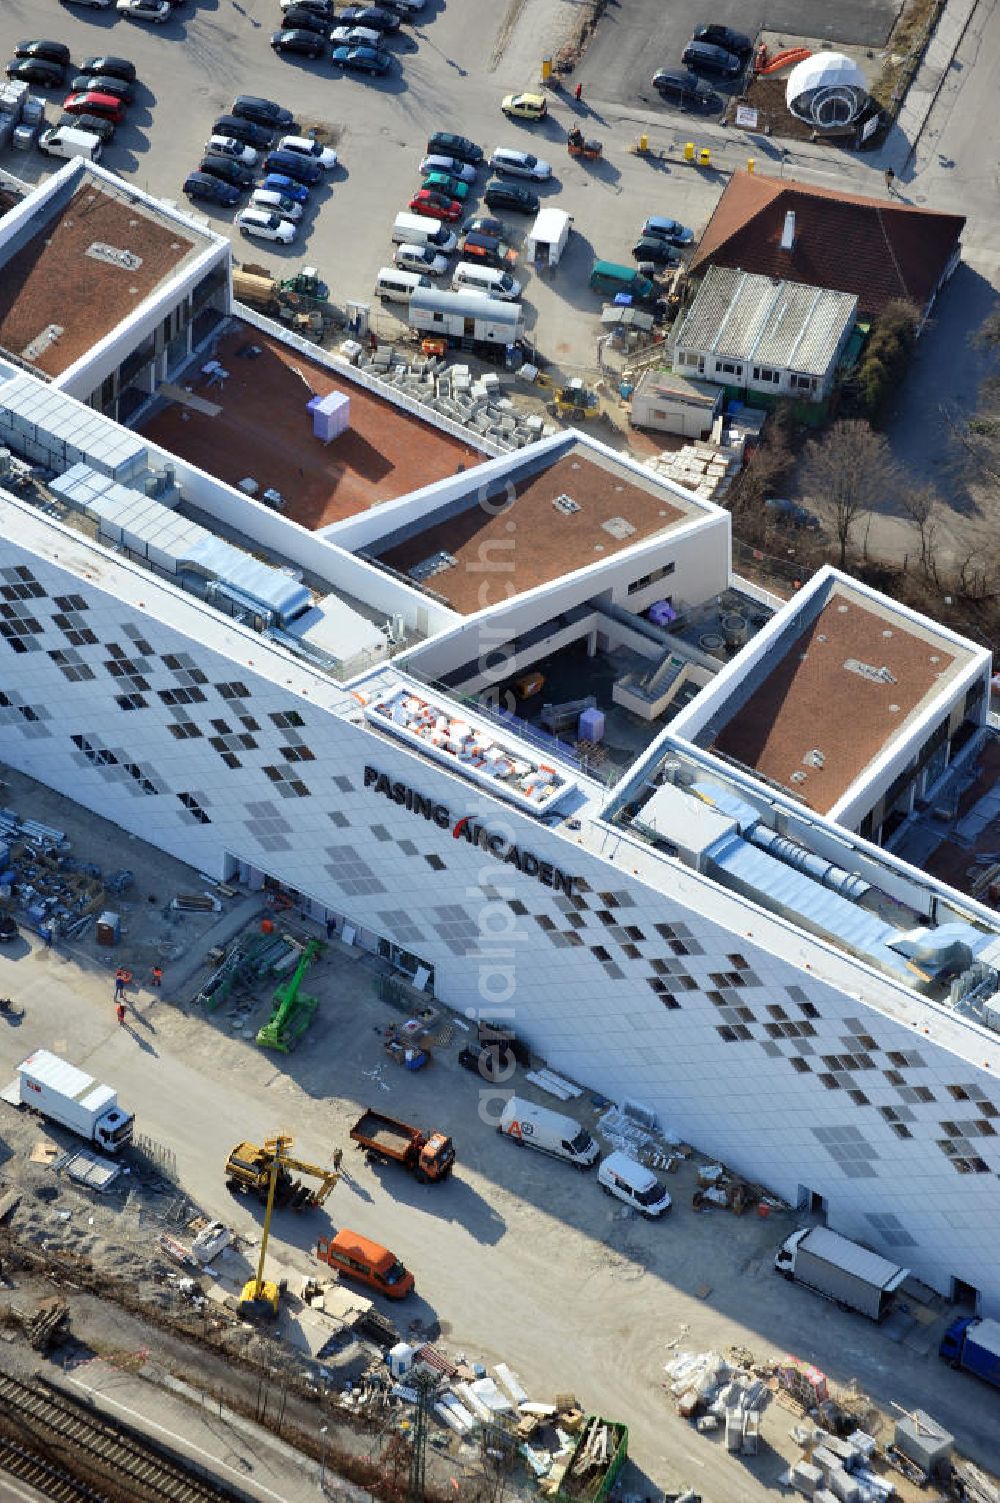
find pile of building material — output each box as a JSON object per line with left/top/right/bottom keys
{"left": 0, "top": 810, "right": 112, "bottom": 938}
{"left": 339, "top": 343, "right": 557, "bottom": 451}
{"left": 954, "top": 1461, "right": 1000, "bottom": 1503}
{"left": 691, "top": 1162, "right": 763, "bottom": 1215}
{"left": 0, "top": 82, "right": 45, "bottom": 153}
{"left": 664, "top": 1349, "right": 769, "bottom": 1458}
{"left": 644, "top": 438, "right": 743, "bottom": 502}
{"left": 787, "top": 1423, "right": 890, "bottom": 1503}
{"left": 24, "top": 1295, "right": 69, "bottom": 1352}
{"left": 597, "top": 1102, "right": 689, "bottom": 1171}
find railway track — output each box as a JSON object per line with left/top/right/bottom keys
{"left": 0, "top": 1372, "right": 241, "bottom": 1503}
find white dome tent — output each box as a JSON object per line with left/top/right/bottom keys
{"left": 786, "top": 52, "right": 870, "bottom": 129}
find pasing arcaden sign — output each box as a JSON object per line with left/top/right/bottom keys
{"left": 363, "top": 765, "right": 576, "bottom": 896}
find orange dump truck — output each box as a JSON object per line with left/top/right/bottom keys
{"left": 350, "top": 1108, "right": 455, "bottom": 1183}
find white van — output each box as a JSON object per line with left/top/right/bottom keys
{"left": 498, "top": 1096, "right": 599, "bottom": 1168}
{"left": 452, "top": 261, "right": 521, "bottom": 301}
{"left": 376, "top": 267, "right": 432, "bottom": 303}
{"left": 236, "top": 208, "right": 296, "bottom": 244}
{"left": 391, "top": 211, "right": 458, "bottom": 254}
{"left": 598, "top": 1151, "right": 672, "bottom": 1216}
{"left": 38, "top": 126, "right": 102, "bottom": 162}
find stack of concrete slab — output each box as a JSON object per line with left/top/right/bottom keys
{"left": 644, "top": 439, "right": 742, "bottom": 501}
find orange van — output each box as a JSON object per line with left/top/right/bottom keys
{"left": 316, "top": 1229, "right": 415, "bottom": 1299}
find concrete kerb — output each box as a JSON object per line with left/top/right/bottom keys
{"left": 893, "top": 0, "right": 982, "bottom": 168}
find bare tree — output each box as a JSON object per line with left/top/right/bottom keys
{"left": 801, "top": 420, "right": 897, "bottom": 569}
{"left": 899, "top": 483, "right": 941, "bottom": 584}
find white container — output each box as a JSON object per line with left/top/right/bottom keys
{"left": 388, "top": 1342, "right": 416, "bottom": 1378}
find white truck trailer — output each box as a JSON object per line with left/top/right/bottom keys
{"left": 775, "top": 1225, "right": 908, "bottom": 1321}
{"left": 16, "top": 1049, "right": 135, "bottom": 1154}
{"left": 407, "top": 287, "right": 524, "bottom": 346}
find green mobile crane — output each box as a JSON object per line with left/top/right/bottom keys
{"left": 256, "top": 939, "right": 323, "bottom": 1052}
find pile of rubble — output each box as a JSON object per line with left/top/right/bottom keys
{"left": 339, "top": 341, "right": 557, "bottom": 451}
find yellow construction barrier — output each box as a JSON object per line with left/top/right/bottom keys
{"left": 747, "top": 157, "right": 755, "bottom": 173}
{"left": 638, "top": 133, "right": 648, "bottom": 152}
{"left": 698, "top": 147, "right": 711, "bottom": 167}
{"left": 683, "top": 141, "right": 695, "bottom": 161}
{"left": 541, "top": 58, "right": 552, "bottom": 81}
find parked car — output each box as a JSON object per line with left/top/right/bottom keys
{"left": 681, "top": 38, "right": 744, "bottom": 77}
{"left": 427, "top": 132, "right": 483, "bottom": 165}
{"left": 765, "top": 498, "right": 818, "bottom": 529}
{"left": 58, "top": 110, "right": 116, "bottom": 141}
{"left": 257, "top": 171, "right": 310, "bottom": 203}
{"left": 199, "top": 153, "right": 256, "bottom": 189}
{"left": 386, "top": 0, "right": 425, "bottom": 13}
{"left": 116, "top": 0, "right": 173, "bottom": 20}
{"left": 233, "top": 95, "right": 295, "bottom": 129}
{"left": 277, "top": 134, "right": 338, "bottom": 168}
{"left": 692, "top": 23, "right": 752, "bottom": 58}
{"left": 331, "top": 44, "right": 392, "bottom": 74}
{"left": 330, "top": 25, "right": 381, "bottom": 46}
{"left": 183, "top": 171, "right": 242, "bottom": 206}
{"left": 650, "top": 68, "right": 720, "bottom": 110}
{"left": 640, "top": 215, "right": 694, "bottom": 247}
{"left": 80, "top": 55, "right": 137, "bottom": 82}
{"left": 483, "top": 181, "right": 539, "bottom": 214}
{"left": 236, "top": 207, "right": 297, "bottom": 243}
{"left": 271, "top": 28, "right": 326, "bottom": 57}
{"left": 279, "top": 0, "right": 334, "bottom": 11}
{"left": 419, "top": 154, "right": 477, "bottom": 183}
{"left": 489, "top": 147, "right": 551, "bottom": 180}
{"left": 463, "top": 213, "right": 507, "bottom": 239}
{"left": 7, "top": 58, "right": 65, "bottom": 86}
{"left": 70, "top": 75, "right": 135, "bottom": 102}
{"left": 63, "top": 91, "right": 126, "bottom": 122}
{"left": 16, "top": 40, "right": 72, "bottom": 66}
{"left": 214, "top": 114, "right": 273, "bottom": 149}
{"left": 395, "top": 242, "right": 449, "bottom": 276}
{"left": 279, "top": 5, "right": 330, "bottom": 32}
{"left": 500, "top": 91, "right": 547, "bottom": 121}
{"left": 631, "top": 235, "right": 679, "bottom": 267}
{"left": 339, "top": 6, "right": 399, "bottom": 29}
{"left": 206, "top": 135, "right": 258, "bottom": 165}
{"left": 422, "top": 171, "right": 470, "bottom": 201}
{"left": 64, "top": 0, "right": 116, "bottom": 8}
{"left": 251, "top": 188, "right": 303, "bottom": 220}
{"left": 262, "top": 148, "right": 323, "bottom": 185}
{"left": 409, "top": 188, "right": 462, "bottom": 222}
{"left": 458, "top": 231, "right": 515, "bottom": 268}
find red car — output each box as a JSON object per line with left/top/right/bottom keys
{"left": 409, "top": 189, "right": 461, "bottom": 223}
{"left": 63, "top": 90, "right": 126, "bottom": 124}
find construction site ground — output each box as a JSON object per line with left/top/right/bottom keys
{"left": 0, "top": 762, "right": 998, "bottom": 1503}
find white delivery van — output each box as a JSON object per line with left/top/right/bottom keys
{"left": 498, "top": 1096, "right": 599, "bottom": 1168}
{"left": 598, "top": 1151, "right": 671, "bottom": 1216}
{"left": 391, "top": 211, "right": 458, "bottom": 254}
{"left": 38, "top": 125, "right": 102, "bottom": 162}
{"left": 376, "top": 267, "right": 431, "bottom": 303}
{"left": 452, "top": 262, "right": 522, "bottom": 301}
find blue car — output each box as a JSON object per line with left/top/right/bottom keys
{"left": 258, "top": 172, "right": 310, "bottom": 203}
{"left": 262, "top": 148, "right": 323, "bottom": 185}
{"left": 183, "top": 171, "right": 242, "bottom": 207}
{"left": 331, "top": 44, "right": 392, "bottom": 75}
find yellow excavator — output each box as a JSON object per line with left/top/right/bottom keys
{"left": 231, "top": 1134, "right": 340, "bottom": 1320}
{"left": 225, "top": 1135, "right": 340, "bottom": 1210}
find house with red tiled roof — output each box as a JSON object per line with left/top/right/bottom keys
{"left": 689, "top": 171, "right": 965, "bottom": 323}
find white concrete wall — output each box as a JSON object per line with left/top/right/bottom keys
{"left": 2, "top": 534, "right": 1000, "bottom": 1312}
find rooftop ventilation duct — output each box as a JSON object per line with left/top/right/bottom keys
{"left": 780, "top": 211, "right": 796, "bottom": 251}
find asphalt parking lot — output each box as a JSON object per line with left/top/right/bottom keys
{"left": 577, "top": 0, "right": 905, "bottom": 112}
{"left": 0, "top": 0, "right": 735, "bottom": 375}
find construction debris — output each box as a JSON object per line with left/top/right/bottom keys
{"left": 24, "top": 1294, "right": 69, "bottom": 1351}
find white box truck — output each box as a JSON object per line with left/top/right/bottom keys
{"left": 38, "top": 126, "right": 102, "bottom": 162}
{"left": 498, "top": 1095, "right": 599, "bottom": 1168}
{"left": 775, "top": 1226, "right": 909, "bottom": 1321}
{"left": 17, "top": 1049, "right": 135, "bottom": 1154}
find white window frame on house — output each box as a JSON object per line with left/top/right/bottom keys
{"left": 752, "top": 365, "right": 780, "bottom": 384}
{"left": 715, "top": 359, "right": 742, "bottom": 377}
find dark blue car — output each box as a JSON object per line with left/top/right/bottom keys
{"left": 262, "top": 148, "right": 323, "bottom": 185}
{"left": 183, "top": 171, "right": 242, "bottom": 207}
{"left": 331, "top": 44, "right": 392, "bottom": 74}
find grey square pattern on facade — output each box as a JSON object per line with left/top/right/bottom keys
{"left": 323, "top": 844, "right": 387, "bottom": 897}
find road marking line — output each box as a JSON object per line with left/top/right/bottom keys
{"left": 65, "top": 1375, "right": 292, "bottom": 1503}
